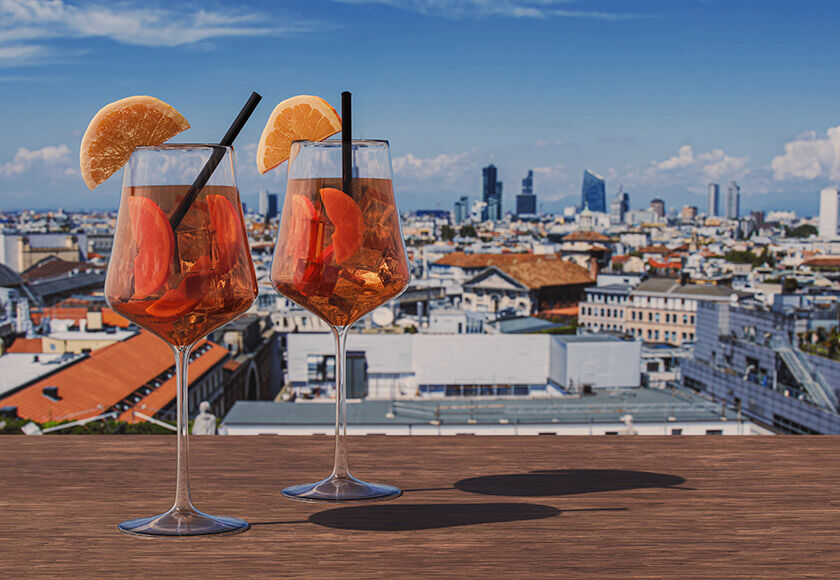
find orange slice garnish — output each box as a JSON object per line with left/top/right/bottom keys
{"left": 80, "top": 96, "right": 190, "bottom": 190}
{"left": 256, "top": 95, "right": 341, "bottom": 174}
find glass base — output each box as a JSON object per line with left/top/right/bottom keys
{"left": 282, "top": 474, "right": 402, "bottom": 503}
{"left": 118, "top": 507, "right": 250, "bottom": 537}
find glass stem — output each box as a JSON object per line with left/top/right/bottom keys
{"left": 172, "top": 344, "right": 195, "bottom": 513}
{"left": 331, "top": 325, "right": 351, "bottom": 479}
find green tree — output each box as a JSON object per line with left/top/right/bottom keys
{"left": 785, "top": 224, "right": 818, "bottom": 238}
{"left": 440, "top": 224, "right": 455, "bottom": 241}
{"left": 459, "top": 224, "right": 477, "bottom": 238}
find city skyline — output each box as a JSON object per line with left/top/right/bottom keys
{"left": 2, "top": 1, "right": 840, "bottom": 215}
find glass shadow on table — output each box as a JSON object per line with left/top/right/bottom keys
{"left": 290, "top": 470, "right": 683, "bottom": 531}
{"left": 307, "top": 502, "right": 561, "bottom": 531}
{"left": 452, "top": 469, "right": 687, "bottom": 497}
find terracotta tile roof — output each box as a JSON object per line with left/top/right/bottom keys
{"left": 30, "top": 306, "right": 89, "bottom": 325}
{"left": 540, "top": 306, "right": 579, "bottom": 316}
{"left": 563, "top": 230, "right": 611, "bottom": 242}
{"left": 21, "top": 257, "right": 105, "bottom": 282}
{"left": 648, "top": 259, "right": 682, "bottom": 269}
{"left": 498, "top": 257, "right": 594, "bottom": 289}
{"left": 223, "top": 359, "right": 243, "bottom": 372}
{"left": 435, "top": 251, "right": 546, "bottom": 269}
{"left": 638, "top": 245, "right": 670, "bottom": 254}
{"left": 6, "top": 338, "right": 43, "bottom": 353}
{"left": 29, "top": 306, "right": 131, "bottom": 328}
{"left": 802, "top": 256, "right": 840, "bottom": 268}
{"left": 612, "top": 255, "right": 630, "bottom": 263}
{"left": 101, "top": 308, "right": 131, "bottom": 328}
{"left": 0, "top": 330, "right": 227, "bottom": 424}
{"left": 119, "top": 340, "right": 229, "bottom": 423}
{"left": 453, "top": 253, "right": 594, "bottom": 289}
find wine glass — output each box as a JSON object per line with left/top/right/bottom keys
{"left": 271, "top": 139, "right": 410, "bottom": 501}
{"left": 105, "top": 144, "right": 258, "bottom": 536}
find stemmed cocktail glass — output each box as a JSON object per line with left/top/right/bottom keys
{"left": 105, "top": 144, "right": 258, "bottom": 536}
{"left": 270, "top": 139, "right": 410, "bottom": 501}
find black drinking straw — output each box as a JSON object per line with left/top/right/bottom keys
{"left": 341, "top": 91, "right": 352, "bottom": 196}
{"left": 169, "top": 91, "right": 262, "bottom": 230}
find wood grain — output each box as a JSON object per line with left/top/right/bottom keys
{"left": 1, "top": 435, "right": 839, "bottom": 578}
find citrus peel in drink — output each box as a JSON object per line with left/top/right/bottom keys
{"left": 145, "top": 256, "right": 211, "bottom": 319}
{"left": 256, "top": 95, "right": 341, "bottom": 174}
{"left": 207, "top": 193, "right": 245, "bottom": 273}
{"left": 128, "top": 196, "right": 174, "bottom": 299}
{"left": 80, "top": 96, "right": 190, "bottom": 190}
{"left": 320, "top": 187, "right": 364, "bottom": 263}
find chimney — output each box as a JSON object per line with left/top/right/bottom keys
{"left": 42, "top": 386, "right": 61, "bottom": 401}
{"left": 0, "top": 406, "right": 18, "bottom": 419}
{"left": 588, "top": 257, "right": 600, "bottom": 279}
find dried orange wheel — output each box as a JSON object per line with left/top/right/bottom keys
{"left": 80, "top": 96, "right": 190, "bottom": 190}
{"left": 256, "top": 95, "right": 341, "bottom": 174}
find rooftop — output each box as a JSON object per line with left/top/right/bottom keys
{"left": 0, "top": 352, "right": 83, "bottom": 397}
{"left": 21, "top": 257, "right": 106, "bottom": 282}
{"left": 633, "top": 278, "right": 735, "bottom": 299}
{"left": 222, "top": 388, "right": 739, "bottom": 429}
{"left": 585, "top": 284, "right": 634, "bottom": 295}
{"left": 0, "top": 330, "right": 228, "bottom": 423}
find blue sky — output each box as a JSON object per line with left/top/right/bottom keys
{"left": 2, "top": 0, "right": 840, "bottom": 216}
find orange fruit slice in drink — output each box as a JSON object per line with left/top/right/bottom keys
{"left": 256, "top": 95, "right": 341, "bottom": 174}
{"left": 287, "top": 194, "right": 321, "bottom": 261}
{"left": 80, "top": 96, "right": 190, "bottom": 190}
{"left": 207, "top": 193, "right": 245, "bottom": 273}
{"left": 128, "top": 196, "right": 175, "bottom": 299}
{"left": 320, "top": 188, "right": 364, "bottom": 263}
{"left": 146, "top": 257, "right": 211, "bottom": 319}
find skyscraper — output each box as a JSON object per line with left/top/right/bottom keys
{"left": 726, "top": 181, "right": 740, "bottom": 219}
{"left": 259, "top": 190, "right": 268, "bottom": 215}
{"left": 819, "top": 187, "right": 839, "bottom": 240}
{"left": 708, "top": 183, "right": 720, "bottom": 217}
{"left": 259, "top": 190, "right": 278, "bottom": 219}
{"left": 650, "top": 198, "right": 665, "bottom": 218}
{"left": 609, "top": 196, "right": 625, "bottom": 224}
{"left": 454, "top": 195, "right": 470, "bottom": 224}
{"left": 516, "top": 170, "right": 537, "bottom": 217}
{"left": 581, "top": 170, "right": 606, "bottom": 212}
{"left": 482, "top": 165, "right": 502, "bottom": 221}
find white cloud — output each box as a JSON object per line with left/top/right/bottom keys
{"left": 771, "top": 125, "right": 840, "bottom": 181}
{"left": 392, "top": 150, "right": 476, "bottom": 183}
{"left": 0, "top": 0, "right": 319, "bottom": 65}
{"left": 655, "top": 144, "right": 695, "bottom": 171}
{"left": 331, "top": 0, "right": 654, "bottom": 20}
{"left": 697, "top": 148, "right": 749, "bottom": 181}
{"left": 645, "top": 144, "right": 749, "bottom": 183}
{"left": 0, "top": 144, "right": 70, "bottom": 176}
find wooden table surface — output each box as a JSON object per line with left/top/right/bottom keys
{"left": 1, "top": 435, "right": 839, "bottom": 578}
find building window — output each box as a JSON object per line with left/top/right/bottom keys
{"left": 706, "top": 429, "right": 723, "bottom": 435}
{"left": 671, "top": 428, "right": 683, "bottom": 435}
{"left": 307, "top": 355, "right": 336, "bottom": 382}
{"left": 654, "top": 330, "right": 660, "bottom": 340}
{"left": 690, "top": 315, "right": 695, "bottom": 324}
{"left": 647, "top": 329, "right": 652, "bottom": 339}
{"left": 655, "top": 313, "right": 660, "bottom": 323}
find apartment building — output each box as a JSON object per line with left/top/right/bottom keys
{"left": 578, "top": 273, "right": 645, "bottom": 333}
{"left": 625, "top": 278, "right": 734, "bottom": 345}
